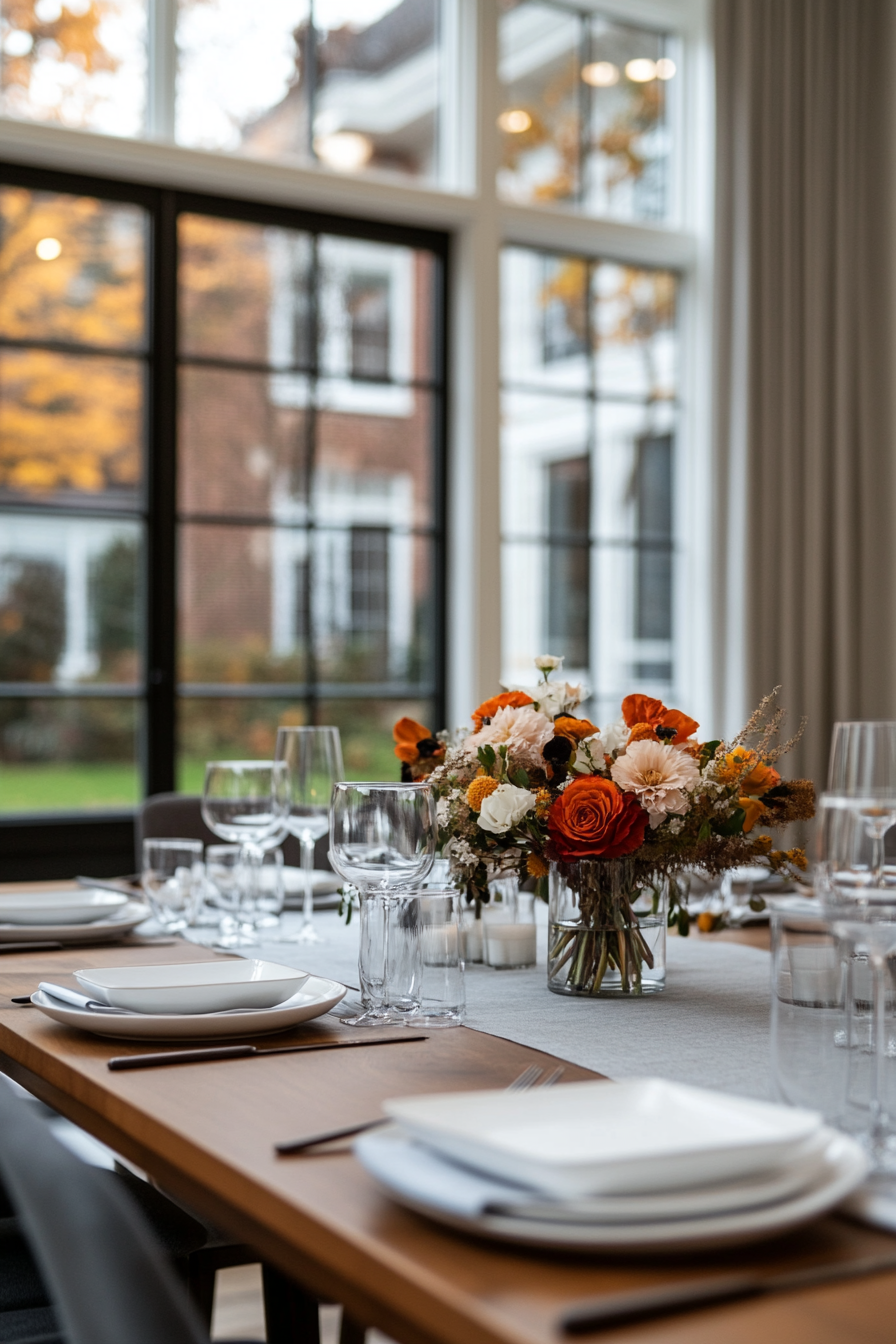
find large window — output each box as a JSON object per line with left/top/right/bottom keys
{"left": 500, "top": 246, "right": 678, "bottom": 725}
{"left": 0, "top": 165, "right": 447, "bottom": 817}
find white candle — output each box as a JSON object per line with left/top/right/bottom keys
{"left": 789, "top": 948, "right": 842, "bottom": 1004}
{"left": 462, "top": 921, "right": 483, "bottom": 963}
{"left": 485, "top": 922, "right": 536, "bottom": 968}
{"left": 422, "top": 923, "right": 459, "bottom": 966}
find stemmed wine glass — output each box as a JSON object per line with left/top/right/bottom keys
{"left": 201, "top": 761, "right": 290, "bottom": 946}
{"left": 828, "top": 722, "right": 896, "bottom": 886}
{"left": 275, "top": 726, "right": 344, "bottom": 944}
{"left": 329, "top": 781, "right": 436, "bottom": 1025}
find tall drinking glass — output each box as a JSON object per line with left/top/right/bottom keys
{"left": 201, "top": 761, "right": 290, "bottom": 946}
{"left": 329, "top": 782, "right": 437, "bottom": 1025}
{"left": 817, "top": 792, "right": 896, "bottom": 1168}
{"left": 275, "top": 726, "right": 344, "bottom": 944}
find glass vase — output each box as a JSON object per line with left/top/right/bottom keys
{"left": 548, "top": 859, "right": 666, "bottom": 996}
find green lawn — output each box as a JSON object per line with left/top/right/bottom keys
{"left": 1, "top": 743, "right": 405, "bottom": 814}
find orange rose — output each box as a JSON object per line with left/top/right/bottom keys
{"left": 548, "top": 777, "right": 648, "bottom": 862}
{"left": 739, "top": 797, "right": 765, "bottom": 833}
{"left": 471, "top": 690, "right": 534, "bottom": 731}
{"left": 621, "top": 694, "right": 698, "bottom": 746}
{"left": 393, "top": 717, "right": 433, "bottom": 765}
{"left": 553, "top": 716, "right": 600, "bottom": 745}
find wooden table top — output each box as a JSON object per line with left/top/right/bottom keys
{"left": 0, "top": 897, "right": 894, "bottom": 1344}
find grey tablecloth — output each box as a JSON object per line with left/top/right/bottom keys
{"left": 222, "top": 905, "right": 775, "bottom": 1101}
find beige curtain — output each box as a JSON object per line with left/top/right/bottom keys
{"left": 713, "top": 0, "right": 896, "bottom": 790}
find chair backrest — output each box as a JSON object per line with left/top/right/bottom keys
{"left": 0, "top": 1079, "right": 210, "bottom": 1344}
{"left": 136, "top": 794, "right": 330, "bottom": 871}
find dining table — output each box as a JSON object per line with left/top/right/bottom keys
{"left": 1, "top": 880, "right": 896, "bottom": 1344}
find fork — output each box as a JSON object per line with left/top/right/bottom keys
{"left": 275, "top": 1061, "right": 563, "bottom": 1155}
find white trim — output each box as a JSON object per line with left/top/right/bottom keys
{"left": 146, "top": 0, "right": 176, "bottom": 142}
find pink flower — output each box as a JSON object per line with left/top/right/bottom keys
{"left": 610, "top": 740, "right": 700, "bottom": 829}
{"left": 465, "top": 704, "right": 555, "bottom": 772}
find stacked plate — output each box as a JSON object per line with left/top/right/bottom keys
{"left": 31, "top": 958, "right": 346, "bottom": 1040}
{"left": 355, "top": 1078, "right": 869, "bottom": 1251}
{"left": 0, "top": 889, "right": 151, "bottom": 944}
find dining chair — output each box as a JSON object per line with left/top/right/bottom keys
{"left": 137, "top": 793, "right": 332, "bottom": 872}
{"left": 0, "top": 1078, "right": 261, "bottom": 1344}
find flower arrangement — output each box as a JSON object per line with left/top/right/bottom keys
{"left": 393, "top": 659, "right": 815, "bottom": 934}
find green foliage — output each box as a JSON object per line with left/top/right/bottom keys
{"left": 477, "top": 744, "right": 496, "bottom": 771}
{"left": 713, "top": 806, "right": 747, "bottom": 837}
{"left": 509, "top": 766, "right": 529, "bottom": 788}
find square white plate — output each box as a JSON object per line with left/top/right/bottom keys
{"left": 75, "top": 959, "right": 308, "bottom": 1015}
{"left": 384, "top": 1079, "right": 823, "bottom": 1198}
{"left": 0, "top": 889, "right": 129, "bottom": 925}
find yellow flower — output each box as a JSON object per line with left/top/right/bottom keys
{"left": 466, "top": 776, "right": 500, "bottom": 812}
{"left": 786, "top": 847, "right": 808, "bottom": 871}
{"left": 527, "top": 854, "right": 549, "bottom": 879}
{"left": 739, "top": 797, "right": 765, "bottom": 833}
{"left": 535, "top": 787, "right": 552, "bottom": 816}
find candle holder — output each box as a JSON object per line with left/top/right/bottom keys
{"left": 483, "top": 877, "right": 537, "bottom": 969}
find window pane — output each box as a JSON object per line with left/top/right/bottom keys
{"left": 314, "top": 0, "right": 440, "bottom": 181}
{"left": 179, "top": 214, "right": 313, "bottom": 367}
{"left": 0, "top": 0, "right": 146, "bottom": 136}
{"left": 0, "top": 697, "right": 139, "bottom": 813}
{"left": 498, "top": 2, "right": 582, "bottom": 206}
{"left": 317, "top": 696, "right": 435, "bottom": 779}
{"left": 593, "top": 263, "right": 677, "bottom": 399}
{"left": 501, "top": 246, "right": 679, "bottom": 714}
{"left": 498, "top": 3, "right": 677, "bottom": 223}
{"left": 176, "top": 1, "right": 440, "bottom": 183}
{"left": 315, "top": 531, "right": 434, "bottom": 686}
{"left": 179, "top": 366, "right": 310, "bottom": 516}
{"left": 584, "top": 18, "right": 675, "bottom": 223}
{"left": 317, "top": 380, "right": 436, "bottom": 531}
{"left": 177, "top": 696, "right": 302, "bottom": 792}
{"left": 319, "top": 235, "right": 437, "bottom": 383}
{"left": 0, "top": 349, "right": 143, "bottom": 505}
{"left": 179, "top": 523, "right": 308, "bottom": 686}
{"left": 0, "top": 187, "right": 147, "bottom": 349}
{"left": 501, "top": 248, "right": 590, "bottom": 392}
{"left": 0, "top": 515, "right": 141, "bottom": 685}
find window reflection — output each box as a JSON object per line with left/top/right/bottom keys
{"left": 498, "top": 2, "right": 676, "bottom": 223}
{"left": 501, "top": 245, "right": 679, "bottom": 723}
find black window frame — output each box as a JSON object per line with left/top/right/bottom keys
{"left": 0, "top": 161, "right": 449, "bottom": 879}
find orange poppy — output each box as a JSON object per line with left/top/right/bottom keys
{"left": 470, "top": 690, "right": 533, "bottom": 731}
{"left": 739, "top": 797, "right": 765, "bottom": 833}
{"left": 621, "top": 694, "right": 698, "bottom": 746}
{"left": 393, "top": 716, "right": 432, "bottom": 764}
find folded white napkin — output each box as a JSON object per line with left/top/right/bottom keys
{"left": 355, "top": 1130, "right": 538, "bottom": 1217}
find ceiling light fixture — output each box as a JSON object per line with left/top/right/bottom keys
{"left": 497, "top": 108, "right": 532, "bottom": 133}
{"left": 656, "top": 57, "right": 676, "bottom": 80}
{"left": 313, "top": 131, "right": 374, "bottom": 172}
{"left": 625, "top": 58, "right": 657, "bottom": 82}
{"left": 581, "top": 61, "right": 619, "bottom": 87}
{"left": 35, "top": 238, "right": 62, "bottom": 260}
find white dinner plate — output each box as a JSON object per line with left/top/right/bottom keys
{"left": 272, "top": 869, "right": 340, "bottom": 897}
{"left": 30, "top": 974, "right": 346, "bottom": 1039}
{"left": 75, "top": 959, "right": 309, "bottom": 1015}
{"left": 357, "top": 1128, "right": 868, "bottom": 1252}
{"left": 0, "top": 901, "right": 151, "bottom": 944}
{"left": 385, "top": 1079, "right": 823, "bottom": 1198}
{"left": 0, "top": 889, "right": 129, "bottom": 926}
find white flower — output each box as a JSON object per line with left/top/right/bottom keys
{"left": 465, "top": 704, "right": 555, "bottom": 771}
{"left": 534, "top": 654, "right": 564, "bottom": 673}
{"left": 531, "top": 680, "right": 586, "bottom": 718}
{"left": 477, "top": 783, "right": 536, "bottom": 835}
{"left": 571, "top": 733, "right": 606, "bottom": 774}
{"left": 668, "top": 816, "right": 685, "bottom": 835}
{"left": 600, "top": 718, "right": 631, "bottom": 755}
{"left": 610, "top": 740, "right": 701, "bottom": 829}
{"left": 436, "top": 798, "right": 451, "bottom": 826}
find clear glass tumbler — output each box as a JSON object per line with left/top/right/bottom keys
{"left": 141, "top": 838, "right": 203, "bottom": 933}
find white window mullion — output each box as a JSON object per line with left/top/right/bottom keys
{"left": 147, "top": 0, "right": 177, "bottom": 142}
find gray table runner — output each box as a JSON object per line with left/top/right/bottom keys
{"left": 223, "top": 908, "right": 774, "bottom": 1100}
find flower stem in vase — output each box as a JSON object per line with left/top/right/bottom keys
{"left": 548, "top": 858, "right": 667, "bottom": 996}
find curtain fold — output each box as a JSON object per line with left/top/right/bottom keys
{"left": 713, "top": 0, "right": 895, "bottom": 789}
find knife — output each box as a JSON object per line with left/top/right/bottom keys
{"left": 560, "top": 1251, "right": 896, "bottom": 1334}
{"left": 108, "top": 1034, "right": 428, "bottom": 1070}
{"left": 0, "top": 942, "right": 64, "bottom": 955}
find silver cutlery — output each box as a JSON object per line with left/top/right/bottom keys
{"left": 76, "top": 876, "right": 141, "bottom": 896}
{"left": 560, "top": 1251, "right": 896, "bottom": 1334}
{"left": 276, "top": 1061, "right": 565, "bottom": 1156}
{"left": 1, "top": 942, "right": 64, "bottom": 955}
{"left": 110, "top": 1034, "right": 429, "bottom": 1072}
